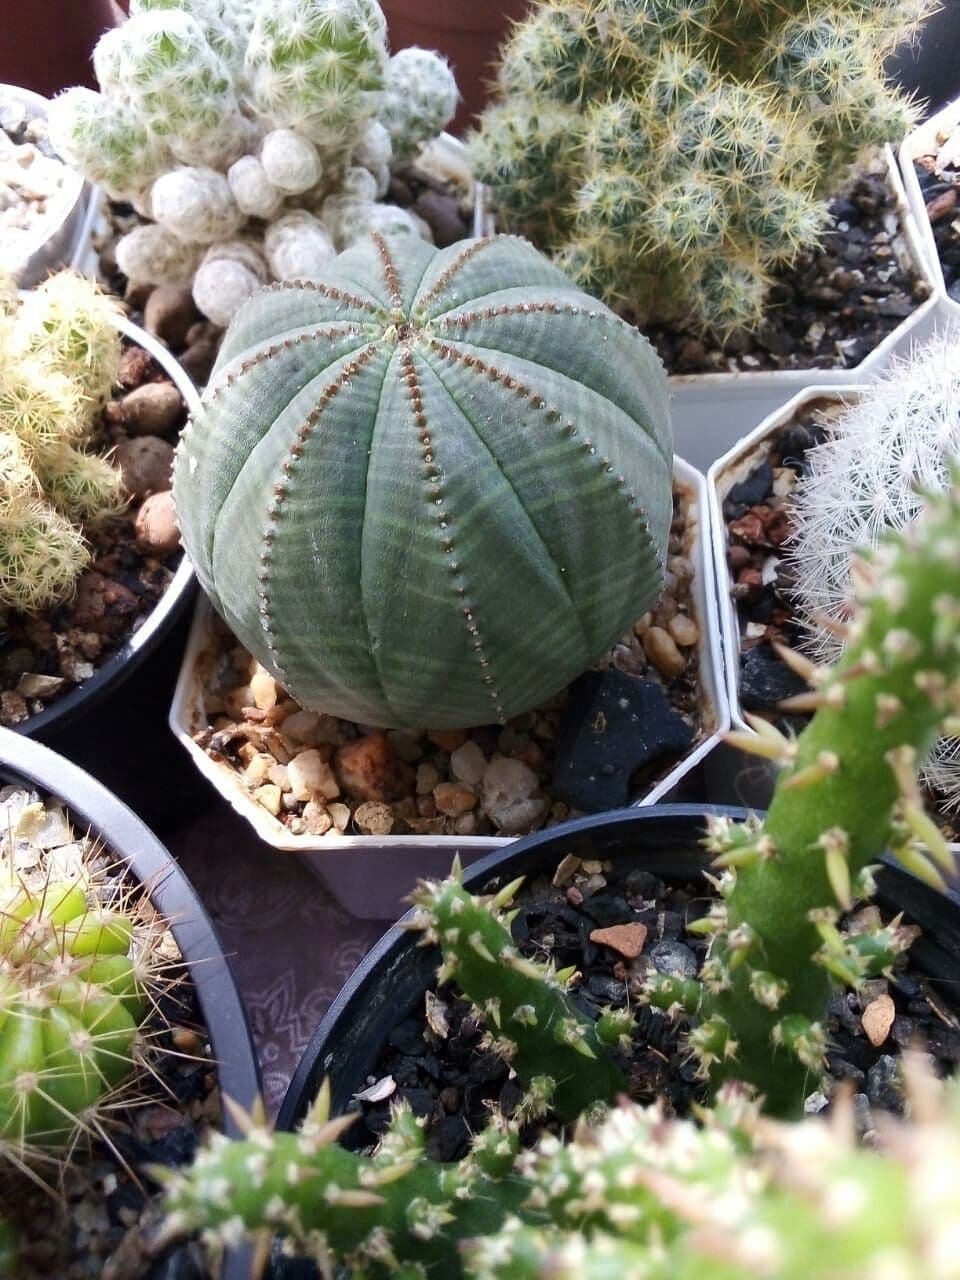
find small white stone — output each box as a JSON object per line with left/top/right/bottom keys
{"left": 481, "top": 756, "right": 548, "bottom": 835}
{"left": 287, "top": 750, "right": 340, "bottom": 802}
{"left": 450, "top": 740, "right": 487, "bottom": 787}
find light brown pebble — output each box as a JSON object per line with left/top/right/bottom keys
{"left": 280, "top": 708, "right": 320, "bottom": 741}
{"left": 667, "top": 614, "right": 699, "bottom": 648}
{"left": 328, "top": 802, "right": 351, "bottom": 831}
{"left": 589, "top": 922, "right": 648, "bottom": 958}
{"left": 250, "top": 665, "right": 278, "bottom": 711}
{"left": 652, "top": 594, "right": 677, "bottom": 624}
{"left": 302, "top": 800, "right": 332, "bottom": 835}
{"left": 667, "top": 555, "right": 693, "bottom": 583}
{"left": 243, "top": 752, "right": 273, "bottom": 786}
{"left": 416, "top": 762, "right": 441, "bottom": 795}
{"left": 288, "top": 748, "right": 340, "bottom": 802}
{"left": 335, "top": 731, "right": 399, "bottom": 801}
{"left": 253, "top": 784, "right": 282, "bottom": 815}
{"left": 354, "top": 801, "right": 394, "bottom": 835}
{"left": 642, "top": 626, "right": 686, "bottom": 678}
{"left": 433, "top": 781, "right": 477, "bottom": 816}
{"left": 119, "top": 380, "right": 185, "bottom": 435}
{"left": 427, "top": 728, "right": 468, "bottom": 752}
{"left": 171, "top": 1026, "right": 202, "bottom": 1053}
{"left": 115, "top": 435, "right": 174, "bottom": 499}
{"left": 633, "top": 612, "right": 652, "bottom": 637}
{"left": 449, "top": 740, "right": 487, "bottom": 786}
{"left": 454, "top": 812, "right": 478, "bottom": 835}
{"left": 144, "top": 283, "right": 200, "bottom": 348}
{"left": 134, "top": 489, "right": 181, "bottom": 556}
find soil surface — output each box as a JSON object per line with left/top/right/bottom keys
{"left": 648, "top": 166, "right": 930, "bottom": 375}
{"left": 0, "top": 341, "right": 185, "bottom": 729}
{"left": 192, "top": 490, "right": 706, "bottom": 841}
{"left": 346, "top": 853, "right": 960, "bottom": 1177}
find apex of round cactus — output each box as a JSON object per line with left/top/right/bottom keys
{"left": 174, "top": 232, "right": 672, "bottom": 730}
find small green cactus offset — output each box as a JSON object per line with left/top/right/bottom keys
{"left": 0, "top": 785, "right": 169, "bottom": 1162}
{"left": 164, "top": 468, "right": 960, "bottom": 1273}
{"left": 0, "top": 273, "right": 125, "bottom": 613}
{"left": 173, "top": 232, "right": 673, "bottom": 730}
{"left": 471, "top": 0, "right": 932, "bottom": 336}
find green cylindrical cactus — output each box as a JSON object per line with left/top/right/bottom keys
{"left": 173, "top": 232, "right": 672, "bottom": 730}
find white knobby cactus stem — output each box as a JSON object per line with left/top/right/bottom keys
{"left": 263, "top": 211, "right": 337, "bottom": 281}
{"left": 150, "top": 167, "right": 244, "bottom": 243}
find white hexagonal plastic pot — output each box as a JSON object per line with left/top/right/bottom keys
{"left": 899, "top": 95, "right": 960, "bottom": 316}
{"left": 0, "top": 83, "right": 91, "bottom": 287}
{"left": 168, "top": 457, "right": 729, "bottom": 920}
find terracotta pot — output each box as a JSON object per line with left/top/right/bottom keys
{"left": 0, "top": 0, "right": 124, "bottom": 99}
{"left": 381, "top": 0, "right": 530, "bottom": 132}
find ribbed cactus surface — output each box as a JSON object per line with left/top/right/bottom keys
{"left": 173, "top": 233, "right": 672, "bottom": 729}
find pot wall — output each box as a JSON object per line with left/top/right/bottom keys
{"left": 0, "top": 1, "right": 123, "bottom": 98}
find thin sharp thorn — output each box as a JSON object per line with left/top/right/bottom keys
{"left": 221, "top": 1094, "right": 262, "bottom": 1137}
{"left": 309, "top": 1077, "right": 332, "bottom": 1126}
{"left": 308, "top": 1113, "right": 360, "bottom": 1148}
{"left": 490, "top": 876, "right": 525, "bottom": 910}
{"left": 771, "top": 641, "right": 820, "bottom": 684}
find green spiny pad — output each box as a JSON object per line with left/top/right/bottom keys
{"left": 409, "top": 875, "right": 626, "bottom": 1118}
{"left": 173, "top": 232, "right": 672, "bottom": 730}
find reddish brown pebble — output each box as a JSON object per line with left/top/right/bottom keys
{"left": 589, "top": 922, "right": 648, "bottom": 958}
{"left": 427, "top": 728, "right": 468, "bottom": 752}
{"left": 135, "top": 490, "right": 181, "bottom": 556}
{"left": 727, "top": 544, "right": 751, "bottom": 571}
{"left": 926, "top": 188, "right": 958, "bottom": 222}
{"left": 335, "top": 731, "right": 404, "bottom": 801}
{"left": 862, "top": 993, "right": 896, "bottom": 1047}
{"left": 566, "top": 885, "right": 584, "bottom": 906}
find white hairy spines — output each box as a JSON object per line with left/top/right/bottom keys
{"left": 244, "top": 0, "right": 388, "bottom": 154}
{"left": 150, "top": 167, "right": 244, "bottom": 243}
{"left": 341, "top": 166, "right": 379, "bottom": 202}
{"left": 349, "top": 203, "right": 432, "bottom": 245}
{"left": 263, "top": 211, "right": 336, "bottom": 281}
{"left": 227, "top": 155, "right": 284, "bottom": 219}
{"left": 353, "top": 119, "right": 393, "bottom": 172}
{"left": 47, "top": 88, "right": 170, "bottom": 202}
{"left": 379, "top": 47, "right": 459, "bottom": 160}
{"left": 259, "top": 129, "right": 323, "bottom": 195}
{"left": 192, "top": 239, "right": 270, "bottom": 326}
{"left": 115, "top": 223, "right": 205, "bottom": 286}
{"left": 788, "top": 338, "right": 960, "bottom": 663}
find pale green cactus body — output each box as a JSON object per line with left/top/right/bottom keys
{"left": 244, "top": 0, "right": 388, "bottom": 154}
{"left": 173, "top": 233, "right": 672, "bottom": 730}
{"left": 378, "top": 47, "right": 459, "bottom": 161}
{"left": 47, "top": 87, "right": 171, "bottom": 203}
{"left": 471, "top": 0, "right": 932, "bottom": 336}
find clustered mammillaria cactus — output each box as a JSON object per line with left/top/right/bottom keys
{"left": 47, "top": 0, "right": 460, "bottom": 328}
{"left": 786, "top": 336, "right": 960, "bottom": 812}
{"left": 172, "top": 232, "right": 673, "bottom": 731}
{"left": 0, "top": 784, "right": 170, "bottom": 1163}
{"left": 470, "top": 0, "right": 932, "bottom": 336}
{"left": 0, "top": 272, "right": 125, "bottom": 612}
{"left": 162, "top": 467, "right": 960, "bottom": 1273}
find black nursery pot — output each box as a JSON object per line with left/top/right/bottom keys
{"left": 0, "top": 728, "right": 261, "bottom": 1280}
{"left": 279, "top": 804, "right": 960, "bottom": 1133}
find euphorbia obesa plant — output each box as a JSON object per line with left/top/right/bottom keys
{"left": 163, "top": 476, "right": 960, "bottom": 1274}
{"left": 173, "top": 231, "right": 673, "bottom": 730}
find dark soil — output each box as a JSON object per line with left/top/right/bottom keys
{"left": 913, "top": 144, "right": 960, "bottom": 301}
{"left": 348, "top": 855, "right": 960, "bottom": 1160}
{"left": 650, "top": 167, "right": 930, "bottom": 375}
{"left": 0, "top": 341, "right": 184, "bottom": 729}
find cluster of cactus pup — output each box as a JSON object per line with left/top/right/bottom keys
{"left": 470, "top": 0, "right": 933, "bottom": 337}
{"left": 48, "top": 0, "right": 461, "bottom": 328}
{"left": 0, "top": 271, "right": 126, "bottom": 613}
{"left": 162, "top": 473, "right": 960, "bottom": 1272}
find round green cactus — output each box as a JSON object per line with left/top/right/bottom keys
{"left": 173, "top": 232, "right": 672, "bottom": 730}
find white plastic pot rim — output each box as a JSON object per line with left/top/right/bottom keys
{"left": 168, "top": 457, "right": 728, "bottom": 857}
{"left": 899, "top": 94, "right": 960, "bottom": 313}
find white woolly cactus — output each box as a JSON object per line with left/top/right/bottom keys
{"left": 50, "top": 0, "right": 462, "bottom": 328}
{"left": 192, "top": 240, "right": 270, "bottom": 327}
{"left": 786, "top": 336, "right": 960, "bottom": 812}
{"left": 379, "top": 47, "right": 459, "bottom": 160}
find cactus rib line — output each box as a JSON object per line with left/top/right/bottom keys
{"left": 417, "top": 238, "right": 497, "bottom": 311}
{"left": 371, "top": 231, "right": 404, "bottom": 308}
{"left": 205, "top": 326, "right": 367, "bottom": 406}
{"left": 255, "top": 341, "right": 383, "bottom": 700}
{"left": 402, "top": 345, "right": 507, "bottom": 721}
{"left": 421, "top": 342, "right": 594, "bottom": 655}
{"left": 426, "top": 335, "right": 660, "bottom": 592}
{"left": 355, "top": 342, "right": 412, "bottom": 723}
{"left": 234, "top": 277, "right": 387, "bottom": 321}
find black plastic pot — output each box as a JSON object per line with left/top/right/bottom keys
{"left": 279, "top": 803, "right": 960, "bottom": 1133}
{"left": 17, "top": 316, "right": 197, "bottom": 742}
{"left": 0, "top": 728, "right": 260, "bottom": 1280}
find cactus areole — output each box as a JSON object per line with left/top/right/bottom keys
{"left": 173, "top": 233, "right": 672, "bottom": 729}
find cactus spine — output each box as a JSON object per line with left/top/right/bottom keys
{"left": 471, "top": 0, "right": 932, "bottom": 336}
{"left": 0, "top": 274, "right": 125, "bottom": 613}
{"left": 172, "top": 232, "right": 673, "bottom": 730}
